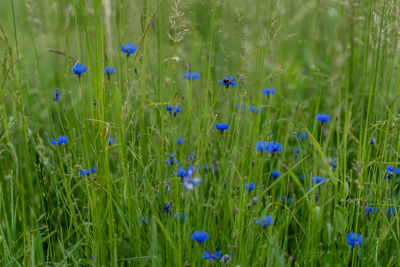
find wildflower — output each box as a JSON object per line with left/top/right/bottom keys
{"left": 365, "top": 206, "right": 377, "bottom": 216}
{"left": 53, "top": 89, "right": 62, "bottom": 102}
{"left": 163, "top": 203, "right": 170, "bottom": 215}
{"left": 107, "top": 136, "right": 115, "bottom": 146}
{"left": 218, "top": 75, "right": 237, "bottom": 89}
{"left": 255, "top": 141, "right": 266, "bottom": 152}
{"left": 176, "top": 137, "right": 184, "bottom": 144}
{"left": 298, "top": 173, "right": 305, "bottom": 181}
{"left": 262, "top": 88, "right": 275, "bottom": 96}
{"left": 243, "top": 182, "right": 255, "bottom": 192}
{"left": 312, "top": 176, "right": 326, "bottom": 184}
{"left": 316, "top": 113, "right": 331, "bottom": 124}
{"left": 255, "top": 215, "right": 274, "bottom": 228}
{"left": 295, "top": 147, "right": 301, "bottom": 153}
{"left": 296, "top": 132, "right": 308, "bottom": 140}
{"left": 188, "top": 153, "right": 196, "bottom": 161}
{"left": 278, "top": 195, "right": 293, "bottom": 205}
{"left": 166, "top": 105, "right": 182, "bottom": 117}
{"left": 72, "top": 64, "right": 87, "bottom": 78}
{"left": 265, "top": 142, "right": 283, "bottom": 155}
{"left": 50, "top": 136, "right": 68, "bottom": 146}
{"left": 191, "top": 231, "right": 209, "bottom": 244}
{"left": 203, "top": 251, "right": 222, "bottom": 262}
{"left": 235, "top": 104, "right": 245, "bottom": 110}
{"left": 105, "top": 66, "right": 116, "bottom": 80}
{"left": 386, "top": 207, "right": 395, "bottom": 216}
{"left": 329, "top": 160, "right": 337, "bottom": 170}
{"left": 166, "top": 153, "right": 179, "bottom": 167}
{"left": 249, "top": 106, "right": 263, "bottom": 113}
{"left": 370, "top": 136, "right": 376, "bottom": 145}
{"left": 174, "top": 212, "right": 186, "bottom": 222}
{"left": 216, "top": 123, "right": 229, "bottom": 134}
{"left": 91, "top": 166, "right": 97, "bottom": 173}
{"left": 183, "top": 71, "right": 200, "bottom": 80}
{"left": 141, "top": 217, "right": 149, "bottom": 225}
{"left": 182, "top": 176, "right": 202, "bottom": 191}
{"left": 346, "top": 233, "right": 362, "bottom": 248}
{"left": 120, "top": 43, "right": 137, "bottom": 56}
{"left": 386, "top": 166, "right": 400, "bottom": 179}
{"left": 271, "top": 170, "right": 280, "bottom": 178}
{"left": 79, "top": 169, "right": 90, "bottom": 177}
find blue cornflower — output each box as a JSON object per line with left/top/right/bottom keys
{"left": 176, "top": 137, "right": 184, "bottom": 144}
{"left": 174, "top": 166, "right": 188, "bottom": 178}
{"left": 53, "top": 89, "right": 62, "bottom": 102}
{"left": 166, "top": 153, "right": 179, "bottom": 167}
{"left": 295, "top": 147, "right": 301, "bottom": 153}
{"left": 386, "top": 166, "right": 400, "bottom": 179}
{"left": 183, "top": 71, "right": 200, "bottom": 80}
{"left": 188, "top": 153, "right": 196, "bottom": 161}
{"left": 278, "top": 195, "right": 294, "bottom": 205}
{"left": 346, "top": 233, "right": 362, "bottom": 248}
{"left": 329, "top": 160, "right": 337, "bottom": 170}
{"left": 296, "top": 132, "right": 308, "bottom": 140}
{"left": 203, "top": 251, "right": 222, "bottom": 262}
{"left": 265, "top": 142, "right": 283, "bottom": 155}
{"left": 365, "top": 206, "right": 377, "bottom": 216}
{"left": 218, "top": 75, "right": 237, "bottom": 88}
{"left": 243, "top": 182, "right": 255, "bottom": 192}
{"left": 262, "top": 88, "right": 275, "bottom": 96}
{"left": 107, "top": 136, "right": 115, "bottom": 146}
{"left": 72, "top": 64, "right": 87, "bottom": 78}
{"left": 255, "top": 141, "right": 266, "bottom": 152}
{"left": 271, "top": 170, "right": 280, "bottom": 178}
{"left": 174, "top": 212, "right": 186, "bottom": 223}
{"left": 191, "top": 231, "right": 209, "bottom": 244}
{"left": 166, "top": 105, "right": 182, "bottom": 117}
{"left": 216, "top": 123, "right": 229, "bottom": 134}
{"left": 255, "top": 216, "right": 274, "bottom": 228}
{"left": 387, "top": 207, "right": 396, "bottom": 216}
{"left": 316, "top": 113, "right": 331, "bottom": 124}
{"left": 51, "top": 136, "right": 68, "bottom": 146}
{"left": 163, "top": 203, "right": 170, "bottom": 215}
{"left": 249, "top": 106, "right": 263, "bottom": 113}
{"left": 79, "top": 169, "right": 90, "bottom": 177}
{"left": 235, "top": 104, "right": 245, "bottom": 110}
{"left": 91, "top": 166, "right": 97, "bottom": 173}
{"left": 120, "top": 43, "right": 137, "bottom": 56}
{"left": 370, "top": 136, "right": 376, "bottom": 144}
{"left": 312, "top": 176, "right": 326, "bottom": 184}
{"left": 105, "top": 66, "right": 116, "bottom": 80}
{"left": 141, "top": 217, "right": 149, "bottom": 225}
{"left": 182, "top": 176, "right": 202, "bottom": 191}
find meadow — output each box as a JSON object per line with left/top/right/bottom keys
{"left": 1, "top": 0, "right": 400, "bottom": 266}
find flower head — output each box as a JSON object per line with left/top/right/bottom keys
{"left": 255, "top": 141, "right": 266, "bottom": 152}
{"left": 191, "top": 231, "right": 209, "bottom": 244}
{"left": 91, "top": 166, "right": 97, "bottom": 173}
{"left": 166, "top": 152, "right": 180, "bottom": 167}
{"left": 346, "top": 233, "right": 362, "bottom": 248}
{"left": 218, "top": 75, "right": 237, "bottom": 89}
{"left": 72, "top": 64, "right": 87, "bottom": 78}
{"left": 243, "top": 182, "right": 255, "bottom": 192}
{"left": 141, "top": 217, "right": 149, "bottom": 225}
{"left": 370, "top": 136, "right": 376, "bottom": 145}
{"left": 249, "top": 106, "right": 263, "bottom": 113}
{"left": 316, "top": 113, "right": 331, "bottom": 124}
{"left": 271, "top": 170, "right": 280, "bottom": 178}
{"left": 296, "top": 132, "right": 308, "bottom": 141}
{"left": 183, "top": 71, "right": 200, "bottom": 80}
{"left": 79, "top": 169, "right": 90, "bottom": 177}
{"left": 166, "top": 105, "right": 182, "bottom": 117}
{"left": 265, "top": 142, "right": 283, "bottom": 155}
{"left": 262, "top": 88, "right": 275, "bottom": 96}
{"left": 105, "top": 66, "right": 116, "bottom": 80}
{"left": 120, "top": 43, "right": 137, "bottom": 56}
{"left": 174, "top": 212, "right": 186, "bottom": 223}
{"left": 278, "top": 195, "right": 294, "bottom": 205}
{"left": 312, "top": 176, "right": 326, "bottom": 184}
{"left": 255, "top": 215, "right": 274, "bottom": 228}
{"left": 176, "top": 137, "right": 184, "bottom": 144}
{"left": 386, "top": 166, "right": 400, "bottom": 179}
{"left": 365, "top": 205, "right": 377, "bottom": 216}
{"left": 107, "top": 136, "right": 115, "bottom": 146}
{"left": 203, "top": 251, "right": 222, "bottom": 262}
{"left": 216, "top": 123, "right": 229, "bottom": 134}
{"left": 387, "top": 207, "right": 396, "bottom": 216}
{"left": 53, "top": 89, "right": 62, "bottom": 102}
{"left": 163, "top": 203, "right": 170, "bottom": 215}
{"left": 51, "top": 136, "right": 68, "bottom": 146}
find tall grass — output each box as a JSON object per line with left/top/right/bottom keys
{"left": 1, "top": 0, "right": 400, "bottom": 265}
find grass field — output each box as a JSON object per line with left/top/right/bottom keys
{"left": 1, "top": 0, "right": 400, "bottom": 266}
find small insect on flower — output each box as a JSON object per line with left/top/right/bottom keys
{"left": 105, "top": 66, "right": 116, "bottom": 80}
{"left": 346, "top": 233, "right": 362, "bottom": 248}
{"left": 255, "top": 215, "right": 274, "bottom": 228}
{"left": 216, "top": 123, "right": 229, "bottom": 134}
{"left": 262, "top": 88, "right": 275, "bottom": 96}
{"left": 53, "top": 89, "right": 62, "bottom": 102}
{"left": 51, "top": 136, "right": 68, "bottom": 146}
{"left": 174, "top": 212, "right": 186, "bottom": 223}
{"left": 120, "top": 43, "right": 137, "bottom": 57}
{"left": 107, "top": 136, "right": 115, "bottom": 146}
{"left": 176, "top": 137, "right": 184, "bottom": 144}
{"left": 218, "top": 75, "right": 237, "bottom": 89}
{"left": 312, "top": 176, "right": 326, "bottom": 184}
{"left": 183, "top": 71, "right": 200, "bottom": 80}
{"left": 243, "top": 182, "right": 255, "bottom": 192}
{"left": 365, "top": 206, "right": 377, "bottom": 216}
{"left": 72, "top": 64, "right": 87, "bottom": 78}
{"left": 166, "top": 105, "right": 182, "bottom": 117}
{"left": 271, "top": 170, "right": 280, "bottom": 179}
{"left": 191, "top": 231, "right": 209, "bottom": 244}
{"left": 316, "top": 113, "right": 331, "bottom": 124}
{"left": 203, "top": 251, "right": 222, "bottom": 262}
